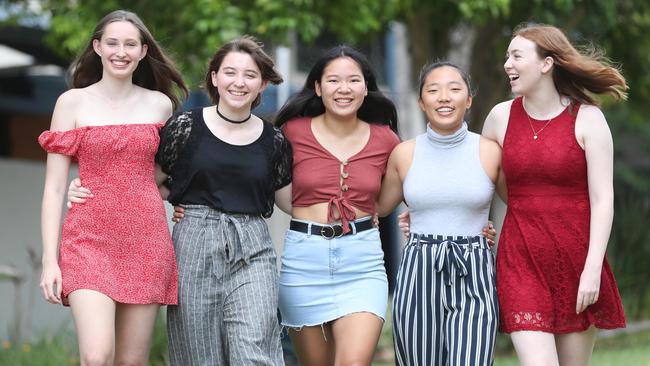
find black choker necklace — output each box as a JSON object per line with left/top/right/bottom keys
{"left": 216, "top": 105, "right": 251, "bottom": 124}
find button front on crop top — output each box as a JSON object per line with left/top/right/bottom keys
{"left": 282, "top": 117, "right": 400, "bottom": 233}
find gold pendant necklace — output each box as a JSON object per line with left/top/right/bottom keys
{"left": 526, "top": 113, "right": 553, "bottom": 140}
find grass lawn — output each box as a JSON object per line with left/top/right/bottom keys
{"left": 492, "top": 344, "right": 650, "bottom": 366}
{"left": 374, "top": 345, "right": 650, "bottom": 366}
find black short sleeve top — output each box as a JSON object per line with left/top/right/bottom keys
{"left": 155, "top": 108, "right": 292, "bottom": 217}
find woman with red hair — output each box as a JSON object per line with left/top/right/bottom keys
{"left": 483, "top": 23, "right": 626, "bottom": 365}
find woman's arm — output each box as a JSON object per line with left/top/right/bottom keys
{"left": 376, "top": 141, "right": 413, "bottom": 217}
{"left": 40, "top": 92, "right": 78, "bottom": 304}
{"left": 155, "top": 164, "right": 170, "bottom": 200}
{"left": 575, "top": 105, "right": 615, "bottom": 314}
{"left": 481, "top": 100, "right": 512, "bottom": 147}
{"left": 275, "top": 183, "right": 292, "bottom": 215}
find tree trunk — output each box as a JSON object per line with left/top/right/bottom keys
{"left": 468, "top": 20, "right": 510, "bottom": 132}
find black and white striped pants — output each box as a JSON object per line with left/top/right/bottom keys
{"left": 167, "top": 205, "right": 283, "bottom": 366}
{"left": 392, "top": 234, "right": 498, "bottom": 366}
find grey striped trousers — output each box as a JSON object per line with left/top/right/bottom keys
{"left": 392, "top": 234, "right": 498, "bottom": 366}
{"left": 167, "top": 205, "right": 283, "bottom": 366}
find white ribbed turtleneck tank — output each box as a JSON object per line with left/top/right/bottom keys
{"left": 403, "top": 122, "right": 494, "bottom": 236}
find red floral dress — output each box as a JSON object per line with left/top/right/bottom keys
{"left": 39, "top": 123, "right": 177, "bottom": 306}
{"left": 497, "top": 98, "right": 625, "bottom": 333}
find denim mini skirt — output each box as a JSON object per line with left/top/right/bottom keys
{"left": 278, "top": 218, "right": 388, "bottom": 328}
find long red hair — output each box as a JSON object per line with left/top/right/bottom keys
{"left": 514, "top": 23, "right": 627, "bottom": 106}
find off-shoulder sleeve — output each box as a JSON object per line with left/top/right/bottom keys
{"left": 272, "top": 126, "right": 293, "bottom": 190}
{"left": 38, "top": 128, "right": 86, "bottom": 156}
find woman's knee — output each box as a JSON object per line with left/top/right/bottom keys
{"left": 511, "top": 331, "right": 559, "bottom": 366}
{"left": 80, "top": 349, "right": 113, "bottom": 366}
{"left": 114, "top": 358, "right": 148, "bottom": 366}
{"left": 335, "top": 359, "right": 371, "bottom": 366}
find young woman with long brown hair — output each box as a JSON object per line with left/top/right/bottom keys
{"left": 39, "top": 9, "right": 187, "bottom": 365}
{"left": 482, "top": 23, "right": 626, "bottom": 365}
{"left": 68, "top": 36, "right": 290, "bottom": 365}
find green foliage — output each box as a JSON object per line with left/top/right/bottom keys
{"left": 609, "top": 186, "right": 650, "bottom": 319}
{"left": 15, "top": 0, "right": 395, "bottom": 85}
{"left": 149, "top": 311, "right": 169, "bottom": 366}
{"left": 0, "top": 312, "right": 169, "bottom": 366}
{"left": 606, "top": 105, "right": 650, "bottom": 318}
{"left": 0, "top": 330, "right": 79, "bottom": 366}
{"left": 506, "top": 0, "right": 650, "bottom": 112}
{"left": 458, "top": 0, "right": 510, "bottom": 22}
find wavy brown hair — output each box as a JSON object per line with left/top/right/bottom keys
{"left": 70, "top": 10, "right": 188, "bottom": 110}
{"left": 204, "top": 36, "right": 283, "bottom": 108}
{"left": 514, "top": 23, "right": 628, "bottom": 106}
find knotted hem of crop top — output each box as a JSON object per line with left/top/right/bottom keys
{"left": 327, "top": 196, "right": 358, "bottom": 234}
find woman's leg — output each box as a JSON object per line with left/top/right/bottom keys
{"left": 555, "top": 326, "right": 597, "bottom": 366}
{"left": 511, "top": 331, "right": 559, "bottom": 366}
{"left": 392, "top": 240, "right": 448, "bottom": 366}
{"left": 167, "top": 212, "right": 224, "bottom": 366}
{"left": 331, "top": 313, "right": 383, "bottom": 366}
{"left": 223, "top": 247, "right": 283, "bottom": 365}
{"left": 289, "top": 325, "right": 335, "bottom": 366}
{"left": 445, "top": 245, "right": 499, "bottom": 366}
{"left": 68, "top": 289, "right": 116, "bottom": 366}
{"left": 113, "top": 303, "right": 160, "bottom": 366}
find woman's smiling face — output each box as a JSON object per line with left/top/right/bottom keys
{"left": 419, "top": 65, "right": 472, "bottom": 134}
{"left": 315, "top": 56, "right": 368, "bottom": 119}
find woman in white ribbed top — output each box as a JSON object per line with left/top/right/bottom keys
{"left": 377, "top": 61, "right": 504, "bottom": 366}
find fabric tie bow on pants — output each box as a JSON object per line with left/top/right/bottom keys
{"left": 433, "top": 239, "right": 471, "bottom": 285}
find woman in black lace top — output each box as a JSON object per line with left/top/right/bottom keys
{"left": 69, "top": 36, "right": 291, "bottom": 365}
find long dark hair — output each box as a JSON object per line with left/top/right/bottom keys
{"left": 514, "top": 23, "right": 627, "bottom": 106}
{"left": 69, "top": 10, "right": 188, "bottom": 110}
{"left": 204, "top": 36, "right": 283, "bottom": 108}
{"left": 275, "top": 45, "right": 398, "bottom": 132}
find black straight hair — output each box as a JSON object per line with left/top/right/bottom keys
{"left": 274, "top": 45, "right": 398, "bottom": 133}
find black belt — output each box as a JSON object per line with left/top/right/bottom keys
{"left": 289, "top": 219, "right": 374, "bottom": 239}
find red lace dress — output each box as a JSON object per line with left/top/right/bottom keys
{"left": 39, "top": 123, "right": 178, "bottom": 306}
{"left": 497, "top": 97, "right": 625, "bottom": 333}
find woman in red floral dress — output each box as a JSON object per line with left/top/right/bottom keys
{"left": 482, "top": 23, "right": 626, "bottom": 365}
{"left": 39, "top": 10, "right": 186, "bottom": 366}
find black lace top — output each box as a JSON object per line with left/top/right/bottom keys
{"left": 155, "top": 109, "right": 292, "bottom": 218}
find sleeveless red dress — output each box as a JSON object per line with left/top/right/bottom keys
{"left": 39, "top": 123, "right": 178, "bottom": 306}
{"left": 497, "top": 97, "right": 625, "bottom": 333}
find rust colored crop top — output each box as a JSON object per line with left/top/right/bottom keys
{"left": 282, "top": 117, "right": 400, "bottom": 233}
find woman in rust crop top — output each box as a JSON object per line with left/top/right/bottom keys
{"left": 275, "top": 45, "right": 399, "bottom": 366}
